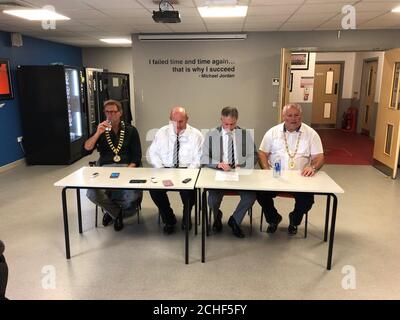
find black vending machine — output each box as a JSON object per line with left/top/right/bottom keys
{"left": 17, "top": 65, "right": 87, "bottom": 165}
{"left": 92, "top": 71, "right": 132, "bottom": 126}
{"left": 84, "top": 67, "right": 103, "bottom": 136}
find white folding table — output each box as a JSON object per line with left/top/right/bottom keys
{"left": 54, "top": 166, "right": 200, "bottom": 264}
{"left": 195, "top": 168, "right": 344, "bottom": 270}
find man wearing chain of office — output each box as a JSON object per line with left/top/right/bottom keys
{"left": 84, "top": 99, "right": 142, "bottom": 232}
{"left": 257, "top": 103, "right": 324, "bottom": 235}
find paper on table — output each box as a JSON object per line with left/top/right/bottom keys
{"left": 215, "top": 171, "right": 239, "bottom": 181}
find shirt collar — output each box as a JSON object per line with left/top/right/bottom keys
{"left": 222, "top": 127, "right": 235, "bottom": 136}
{"left": 168, "top": 123, "right": 190, "bottom": 137}
{"left": 282, "top": 123, "right": 302, "bottom": 133}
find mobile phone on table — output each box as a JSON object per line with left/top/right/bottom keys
{"left": 162, "top": 179, "right": 174, "bottom": 187}
{"left": 110, "top": 172, "right": 120, "bottom": 179}
{"left": 129, "top": 179, "right": 147, "bottom": 183}
{"left": 182, "top": 178, "right": 191, "bottom": 183}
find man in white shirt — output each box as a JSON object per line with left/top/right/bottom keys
{"left": 257, "top": 103, "right": 324, "bottom": 235}
{"left": 148, "top": 107, "right": 203, "bottom": 234}
{"left": 201, "top": 107, "right": 258, "bottom": 238}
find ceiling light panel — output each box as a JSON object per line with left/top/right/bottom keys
{"left": 3, "top": 9, "right": 70, "bottom": 20}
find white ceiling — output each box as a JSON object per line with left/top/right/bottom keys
{"left": 0, "top": 0, "right": 400, "bottom": 47}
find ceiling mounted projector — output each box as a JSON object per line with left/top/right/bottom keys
{"left": 152, "top": 0, "right": 181, "bottom": 23}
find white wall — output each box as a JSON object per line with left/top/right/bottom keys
{"left": 316, "top": 52, "right": 356, "bottom": 99}
{"left": 352, "top": 51, "right": 384, "bottom": 103}
{"left": 290, "top": 52, "right": 316, "bottom": 103}
{"left": 82, "top": 47, "right": 136, "bottom": 124}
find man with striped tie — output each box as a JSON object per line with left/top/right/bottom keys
{"left": 201, "top": 107, "right": 258, "bottom": 238}
{"left": 148, "top": 107, "right": 204, "bottom": 234}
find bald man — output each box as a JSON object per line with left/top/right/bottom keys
{"left": 148, "top": 107, "right": 204, "bottom": 234}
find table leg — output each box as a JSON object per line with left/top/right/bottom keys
{"left": 194, "top": 189, "right": 198, "bottom": 236}
{"left": 324, "top": 195, "right": 331, "bottom": 242}
{"left": 62, "top": 188, "right": 71, "bottom": 259}
{"left": 202, "top": 189, "right": 207, "bottom": 263}
{"left": 198, "top": 188, "right": 202, "bottom": 224}
{"left": 327, "top": 194, "right": 338, "bottom": 270}
{"left": 76, "top": 188, "right": 83, "bottom": 234}
{"left": 185, "top": 195, "right": 189, "bottom": 265}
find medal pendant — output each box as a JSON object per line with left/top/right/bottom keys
{"left": 289, "top": 160, "right": 295, "bottom": 169}
{"left": 113, "top": 155, "right": 121, "bottom": 162}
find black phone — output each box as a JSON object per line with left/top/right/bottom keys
{"left": 110, "top": 172, "right": 120, "bottom": 179}
{"left": 129, "top": 179, "right": 147, "bottom": 183}
{"left": 182, "top": 178, "right": 192, "bottom": 184}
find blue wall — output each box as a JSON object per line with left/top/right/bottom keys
{"left": 0, "top": 31, "right": 82, "bottom": 167}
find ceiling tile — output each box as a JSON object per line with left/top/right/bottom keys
{"left": 57, "top": 9, "right": 109, "bottom": 19}
{"left": 296, "top": 3, "right": 351, "bottom": 14}
{"left": 247, "top": 5, "right": 300, "bottom": 16}
{"left": 25, "top": 0, "right": 92, "bottom": 10}
{"left": 83, "top": 0, "right": 144, "bottom": 9}
{"left": 245, "top": 15, "right": 291, "bottom": 23}
{"left": 354, "top": 1, "right": 400, "bottom": 12}
{"left": 288, "top": 12, "right": 338, "bottom": 23}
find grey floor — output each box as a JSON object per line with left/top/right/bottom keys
{"left": 1, "top": 153, "right": 399, "bottom": 300}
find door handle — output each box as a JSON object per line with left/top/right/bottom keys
{"left": 334, "top": 83, "right": 338, "bottom": 95}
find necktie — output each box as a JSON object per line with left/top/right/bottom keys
{"left": 173, "top": 135, "right": 180, "bottom": 168}
{"left": 228, "top": 133, "right": 235, "bottom": 167}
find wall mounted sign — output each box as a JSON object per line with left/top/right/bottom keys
{"left": 148, "top": 57, "right": 236, "bottom": 79}
{"left": 300, "top": 76, "right": 314, "bottom": 88}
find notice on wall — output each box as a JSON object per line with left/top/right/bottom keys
{"left": 300, "top": 76, "right": 314, "bottom": 88}
{"left": 148, "top": 58, "right": 236, "bottom": 79}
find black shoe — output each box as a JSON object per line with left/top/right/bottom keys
{"left": 266, "top": 215, "right": 282, "bottom": 234}
{"left": 288, "top": 224, "right": 298, "bottom": 235}
{"left": 102, "top": 212, "right": 113, "bottom": 227}
{"left": 163, "top": 224, "right": 175, "bottom": 235}
{"left": 114, "top": 211, "right": 124, "bottom": 232}
{"left": 212, "top": 209, "right": 223, "bottom": 232}
{"left": 228, "top": 216, "right": 245, "bottom": 238}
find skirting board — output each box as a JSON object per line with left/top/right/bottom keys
{"left": 373, "top": 159, "right": 396, "bottom": 179}
{"left": 0, "top": 158, "right": 25, "bottom": 174}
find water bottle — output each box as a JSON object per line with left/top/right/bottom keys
{"left": 273, "top": 156, "right": 281, "bottom": 178}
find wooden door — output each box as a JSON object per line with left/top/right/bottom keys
{"left": 373, "top": 49, "right": 400, "bottom": 178}
{"left": 312, "top": 63, "right": 341, "bottom": 127}
{"left": 279, "top": 48, "right": 291, "bottom": 122}
{"left": 360, "top": 60, "right": 378, "bottom": 136}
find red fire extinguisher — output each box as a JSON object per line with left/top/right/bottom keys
{"left": 341, "top": 107, "right": 357, "bottom": 132}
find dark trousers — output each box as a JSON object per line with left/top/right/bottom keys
{"left": 0, "top": 255, "right": 7, "bottom": 300}
{"left": 149, "top": 190, "right": 195, "bottom": 225}
{"left": 257, "top": 192, "right": 314, "bottom": 226}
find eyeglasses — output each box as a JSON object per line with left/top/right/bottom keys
{"left": 104, "top": 110, "right": 119, "bottom": 114}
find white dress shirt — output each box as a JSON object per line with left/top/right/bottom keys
{"left": 221, "top": 128, "right": 238, "bottom": 165}
{"left": 148, "top": 123, "right": 204, "bottom": 168}
{"left": 259, "top": 123, "right": 323, "bottom": 170}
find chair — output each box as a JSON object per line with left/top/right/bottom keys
{"left": 156, "top": 189, "right": 201, "bottom": 235}
{"left": 259, "top": 192, "right": 308, "bottom": 238}
{"left": 89, "top": 161, "right": 142, "bottom": 227}
{"left": 208, "top": 191, "right": 253, "bottom": 235}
